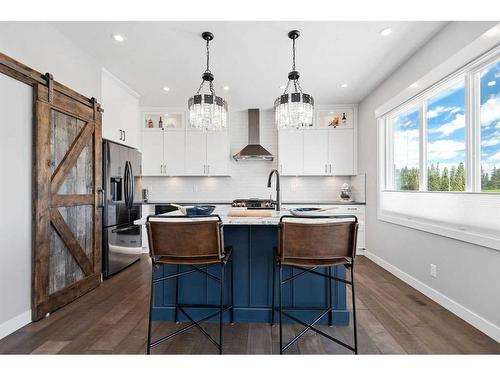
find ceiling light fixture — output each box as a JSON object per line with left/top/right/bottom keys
{"left": 111, "top": 34, "right": 125, "bottom": 43}
{"left": 163, "top": 86, "right": 170, "bottom": 92}
{"left": 340, "top": 83, "right": 348, "bottom": 88}
{"left": 275, "top": 30, "right": 314, "bottom": 129}
{"left": 223, "top": 86, "right": 230, "bottom": 91}
{"left": 379, "top": 28, "right": 393, "bottom": 37}
{"left": 188, "top": 31, "right": 227, "bottom": 131}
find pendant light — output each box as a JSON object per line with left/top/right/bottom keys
{"left": 274, "top": 30, "right": 314, "bottom": 129}
{"left": 188, "top": 32, "right": 227, "bottom": 130}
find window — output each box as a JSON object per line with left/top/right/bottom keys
{"left": 381, "top": 49, "right": 500, "bottom": 195}
{"left": 392, "top": 107, "right": 419, "bottom": 190}
{"left": 480, "top": 60, "right": 500, "bottom": 192}
{"left": 426, "top": 81, "right": 466, "bottom": 191}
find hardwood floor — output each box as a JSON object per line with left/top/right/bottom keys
{"left": 1, "top": 255, "right": 499, "bottom": 354}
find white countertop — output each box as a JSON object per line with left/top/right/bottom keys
{"left": 135, "top": 205, "right": 361, "bottom": 226}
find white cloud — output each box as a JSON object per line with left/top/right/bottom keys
{"left": 427, "top": 106, "right": 461, "bottom": 119}
{"left": 428, "top": 113, "right": 465, "bottom": 137}
{"left": 481, "top": 131, "right": 500, "bottom": 147}
{"left": 489, "top": 151, "right": 500, "bottom": 162}
{"left": 427, "top": 139, "right": 465, "bottom": 161}
{"left": 480, "top": 95, "right": 500, "bottom": 127}
{"left": 394, "top": 129, "right": 419, "bottom": 168}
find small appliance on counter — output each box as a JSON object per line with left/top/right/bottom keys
{"left": 142, "top": 188, "right": 149, "bottom": 202}
{"left": 232, "top": 198, "right": 275, "bottom": 209}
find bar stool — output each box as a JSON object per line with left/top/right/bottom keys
{"left": 145, "top": 214, "right": 234, "bottom": 354}
{"left": 271, "top": 215, "right": 359, "bottom": 354}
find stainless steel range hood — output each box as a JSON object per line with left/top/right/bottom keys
{"left": 233, "top": 109, "right": 274, "bottom": 161}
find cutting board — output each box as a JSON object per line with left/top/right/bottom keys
{"left": 227, "top": 209, "right": 273, "bottom": 217}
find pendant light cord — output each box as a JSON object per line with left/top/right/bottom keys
{"left": 282, "top": 36, "right": 301, "bottom": 95}
{"left": 196, "top": 38, "right": 216, "bottom": 96}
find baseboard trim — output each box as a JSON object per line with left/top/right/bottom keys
{"left": 0, "top": 310, "right": 31, "bottom": 340}
{"left": 362, "top": 250, "right": 500, "bottom": 343}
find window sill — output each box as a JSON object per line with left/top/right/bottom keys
{"left": 378, "top": 212, "right": 500, "bottom": 251}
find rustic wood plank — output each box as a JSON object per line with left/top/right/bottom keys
{"left": 50, "top": 121, "right": 94, "bottom": 196}
{"left": 32, "top": 98, "right": 52, "bottom": 321}
{"left": 30, "top": 340, "right": 71, "bottom": 354}
{"left": 50, "top": 208, "right": 93, "bottom": 276}
{"left": 52, "top": 195, "right": 94, "bottom": 207}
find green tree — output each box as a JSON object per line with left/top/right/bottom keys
{"left": 428, "top": 163, "right": 441, "bottom": 191}
{"left": 440, "top": 167, "right": 450, "bottom": 191}
{"left": 453, "top": 162, "right": 466, "bottom": 191}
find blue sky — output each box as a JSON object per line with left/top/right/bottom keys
{"left": 393, "top": 59, "right": 500, "bottom": 176}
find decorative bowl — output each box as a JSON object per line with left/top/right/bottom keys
{"left": 185, "top": 205, "right": 216, "bottom": 217}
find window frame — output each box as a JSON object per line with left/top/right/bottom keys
{"left": 381, "top": 47, "right": 500, "bottom": 195}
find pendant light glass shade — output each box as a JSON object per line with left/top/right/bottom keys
{"left": 188, "top": 32, "right": 227, "bottom": 131}
{"left": 275, "top": 30, "right": 314, "bottom": 129}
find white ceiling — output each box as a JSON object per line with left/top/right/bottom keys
{"left": 51, "top": 21, "right": 446, "bottom": 109}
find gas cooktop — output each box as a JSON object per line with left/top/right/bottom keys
{"left": 231, "top": 198, "right": 275, "bottom": 209}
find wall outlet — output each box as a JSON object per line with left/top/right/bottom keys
{"left": 430, "top": 264, "right": 437, "bottom": 278}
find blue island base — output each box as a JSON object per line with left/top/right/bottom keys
{"left": 152, "top": 225, "right": 350, "bottom": 326}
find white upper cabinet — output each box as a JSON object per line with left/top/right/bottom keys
{"left": 184, "top": 130, "right": 206, "bottom": 176}
{"left": 101, "top": 69, "right": 140, "bottom": 149}
{"left": 328, "top": 129, "right": 354, "bottom": 175}
{"left": 141, "top": 130, "right": 164, "bottom": 176}
{"left": 278, "top": 130, "right": 303, "bottom": 176}
{"left": 303, "top": 129, "right": 329, "bottom": 175}
{"left": 206, "top": 131, "right": 229, "bottom": 176}
{"left": 164, "top": 131, "right": 185, "bottom": 176}
{"left": 278, "top": 105, "right": 357, "bottom": 176}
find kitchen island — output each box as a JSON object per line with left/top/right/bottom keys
{"left": 135, "top": 206, "right": 351, "bottom": 326}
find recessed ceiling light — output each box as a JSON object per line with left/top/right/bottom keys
{"left": 483, "top": 26, "right": 499, "bottom": 38}
{"left": 163, "top": 86, "right": 170, "bottom": 92}
{"left": 111, "top": 34, "right": 125, "bottom": 43}
{"left": 223, "top": 86, "right": 230, "bottom": 91}
{"left": 340, "top": 83, "right": 348, "bottom": 88}
{"left": 408, "top": 82, "right": 419, "bottom": 89}
{"left": 379, "top": 28, "right": 393, "bottom": 37}
{"left": 487, "top": 80, "right": 496, "bottom": 87}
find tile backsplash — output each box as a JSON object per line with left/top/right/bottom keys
{"left": 140, "top": 109, "right": 365, "bottom": 203}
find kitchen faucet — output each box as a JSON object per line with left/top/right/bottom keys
{"left": 267, "top": 169, "right": 281, "bottom": 211}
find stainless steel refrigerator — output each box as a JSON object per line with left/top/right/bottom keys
{"left": 102, "top": 140, "right": 143, "bottom": 278}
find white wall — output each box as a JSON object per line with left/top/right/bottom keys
{"left": 358, "top": 21, "right": 500, "bottom": 341}
{"left": 141, "top": 109, "right": 363, "bottom": 203}
{"left": 0, "top": 21, "right": 101, "bottom": 100}
{"left": 0, "top": 74, "right": 32, "bottom": 339}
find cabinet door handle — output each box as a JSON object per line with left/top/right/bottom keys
{"left": 119, "top": 129, "right": 123, "bottom": 141}
{"left": 207, "top": 165, "right": 210, "bottom": 174}
{"left": 203, "top": 165, "right": 206, "bottom": 174}
{"left": 329, "top": 164, "right": 332, "bottom": 174}
{"left": 160, "top": 165, "right": 163, "bottom": 174}
{"left": 325, "top": 164, "right": 327, "bottom": 174}
{"left": 123, "top": 131, "right": 126, "bottom": 142}
{"left": 164, "top": 164, "right": 167, "bottom": 175}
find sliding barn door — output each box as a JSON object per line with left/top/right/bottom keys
{"left": 32, "top": 83, "right": 102, "bottom": 321}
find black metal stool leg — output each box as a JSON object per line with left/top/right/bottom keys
{"left": 351, "top": 264, "right": 358, "bottom": 354}
{"left": 219, "top": 262, "right": 225, "bottom": 354}
{"left": 279, "top": 263, "right": 283, "bottom": 355}
{"left": 328, "top": 266, "right": 333, "bottom": 327}
{"left": 230, "top": 258, "right": 235, "bottom": 324}
{"left": 271, "top": 256, "right": 276, "bottom": 326}
{"left": 146, "top": 264, "right": 155, "bottom": 354}
{"left": 174, "top": 264, "right": 180, "bottom": 323}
